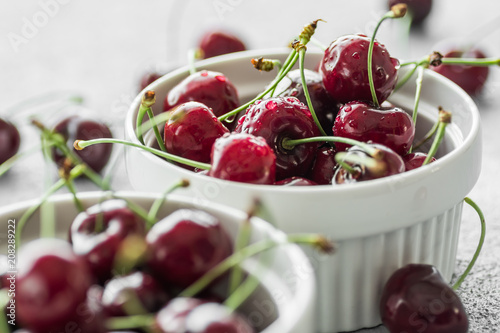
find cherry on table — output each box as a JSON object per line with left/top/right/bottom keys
{"left": 146, "top": 208, "right": 233, "bottom": 289}
{"left": 69, "top": 199, "right": 145, "bottom": 283}
{"left": 52, "top": 115, "right": 113, "bottom": 173}
{"left": 234, "top": 97, "right": 320, "bottom": 181}
{"left": 198, "top": 30, "right": 246, "bottom": 59}
{"left": 208, "top": 132, "right": 276, "bottom": 185}
{"left": 380, "top": 263, "right": 468, "bottom": 333}
{"left": 0, "top": 118, "right": 21, "bottom": 165}
{"left": 388, "top": 0, "right": 433, "bottom": 26}
{"left": 319, "top": 34, "right": 399, "bottom": 105}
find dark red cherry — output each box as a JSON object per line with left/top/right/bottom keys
{"left": 208, "top": 132, "right": 276, "bottom": 185}
{"left": 307, "top": 146, "right": 337, "bottom": 185}
{"left": 101, "top": 271, "right": 170, "bottom": 316}
{"left": 319, "top": 34, "right": 399, "bottom": 105}
{"left": 274, "top": 176, "right": 317, "bottom": 186}
{"left": 234, "top": 97, "right": 320, "bottom": 180}
{"left": 334, "top": 143, "right": 405, "bottom": 184}
{"left": 380, "top": 263, "right": 468, "bottom": 333}
{"left": 403, "top": 152, "right": 436, "bottom": 171}
{"left": 184, "top": 302, "right": 255, "bottom": 333}
{"left": 388, "top": 0, "right": 433, "bottom": 25}
{"left": 70, "top": 200, "right": 145, "bottom": 283}
{"left": 146, "top": 209, "right": 232, "bottom": 289}
{"left": 0, "top": 118, "right": 21, "bottom": 165}
{"left": 163, "top": 70, "right": 240, "bottom": 130}
{"left": 139, "top": 71, "right": 163, "bottom": 91}
{"left": 432, "top": 48, "right": 489, "bottom": 97}
{"left": 274, "top": 69, "right": 340, "bottom": 135}
{"left": 52, "top": 116, "right": 113, "bottom": 173}
{"left": 333, "top": 101, "right": 415, "bottom": 156}
{"left": 16, "top": 239, "right": 91, "bottom": 332}
{"left": 164, "top": 102, "right": 229, "bottom": 168}
{"left": 155, "top": 297, "right": 207, "bottom": 333}
{"left": 198, "top": 30, "right": 246, "bottom": 59}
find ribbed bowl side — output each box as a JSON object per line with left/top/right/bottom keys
{"left": 310, "top": 202, "right": 463, "bottom": 333}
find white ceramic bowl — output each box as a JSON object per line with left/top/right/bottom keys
{"left": 0, "top": 191, "right": 316, "bottom": 333}
{"left": 124, "top": 48, "right": 482, "bottom": 332}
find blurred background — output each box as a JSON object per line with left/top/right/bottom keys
{"left": 1, "top": 0, "right": 499, "bottom": 331}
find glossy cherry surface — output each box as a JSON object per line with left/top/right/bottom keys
{"left": 155, "top": 297, "right": 207, "bottom": 333}
{"left": 432, "top": 48, "right": 489, "bottom": 97}
{"left": 208, "top": 132, "right": 276, "bottom": 184}
{"left": 199, "top": 30, "right": 246, "bottom": 59}
{"left": 0, "top": 118, "right": 21, "bottom": 165}
{"left": 274, "top": 68, "right": 340, "bottom": 135}
{"left": 388, "top": 0, "right": 433, "bottom": 25}
{"left": 319, "top": 34, "right": 399, "bottom": 105}
{"left": 235, "top": 97, "right": 320, "bottom": 180}
{"left": 403, "top": 152, "right": 436, "bottom": 171}
{"left": 164, "top": 102, "right": 229, "bottom": 167}
{"left": 146, "top": 209, "right": 232, "bottom": 288}
{"left": 184, "top": 302, "right": 255, "bottom": 333}
{"left": 333, "top": 100, "right": 415, "bottom": 156}
{"left": 70, "top": 200, "right": 145, "bottom": 283}
{"left": 52, "top": 116, "right": 113, "bottom": 173}
{"left": 16, "top": 239, "right": 91, "bottom": 332}
{"left": 380, "top": 263, "right": 468, "bottom": 333}
{"left": 307, "top": 146, "right": 337, "bottom": 185}
{"left": 163, "top": 70, "right": 240, "bottom": 130}
{"left": 101, "top": 271, "right": 170, "bottom": 316}
{"left": 274, "top": 176, "right": 317, "bottom": 186}
{"left": 334, "top": 143, "right": 405, "bottom": 184}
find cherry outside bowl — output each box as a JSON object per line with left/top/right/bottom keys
{"left": 0, "top": 191, "right": 316, "bottom": 333}
{"left": 124, "top": 48, "right": 482, "bottom": 332}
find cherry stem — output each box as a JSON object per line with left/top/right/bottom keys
{"left": 422, "top": 109, "right": 450, "bottom": 165}
{"left": 179, "top": 234, "right": 333, "bottom": 298}
{"left": 283, "top": 136, "right": 378, "bottom": 156}
{"left": 105, "top": 314, "right": 155, "bottom": 331}
{"left": 270, "top": 49, "right": 297, "bottom": 97}
{"left": 298, "top": 48, "right": 327, "bottom": 136}
{"left": 0, "top": 145, "right": 42, "bottom": 177}
{"left": 439, "top": 57, "right": 500, "bottom": 66}
{"left": 334, "top": 151, "right": 379, "bottom": 170}
{"left": 408, "top": 66, "right": 425, "bottom": 153}
{"left": 187, "top": 48, "right": 199, "bottom": 75}
{"left": 136, "top": 91, "right": 166, "bottom": 152}
{"left": 452, "top": 197, "right": 486, "bottom": 290}
{"left": 65, "top": 178, "right": 85, "bottom": 212}
{"left": 309, "top": 36, "right": 327, "bottom": 51}
{"left": 413, "top": 120, "right": 439, "bottom": 150}
{"left": 75, "top": 138, "right": 211, "bottom": 170}
{"left": 146, "top": 179, "right": 190, "bottom": 228}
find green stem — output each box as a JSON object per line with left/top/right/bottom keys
{"left": 334, "top": 151, "right": 378, "bottom": 169}
{"left": 413, "top": 121, "right": 439, "bottom": 151}
{"left": 146, "top": 108, "right": 166, "bottom": 152}
{"left": 0, "top": 145, "right": 42, "bottom": 177}
{"left": 422, "top": 121, "right": 447, "bottom": 165}
{"left": 228, "top": 219, "right": 253, "bottom": 295}
{"left": 309, "top": 36, "right": 327, "bottom": 51}
{"left": 105, "top": 314, "right": 155, "bottom": 331}
{"left": 299, "top": 48, "right": 327, "bottom": 136}
{"left": 440, "top": 57, "right": 500, "bottom": 66}
{"left": 187, "top": 48, "right": 198, "bottom": 75}
{"left": 270, "top": 49, "right": 296, "bottom": 97}
{"left": 408, "top": 66, "right": 424, "bottom": 153}
{"left": 146, "top": 179, "right": 190, "bottom": 228}
{"left": 283, "top": 136, "right": 378, "bottom": 156}
{"left": 75, "top": 138, "right": 211, "bottom": 170}
{"left": 452, "top": 197, "right": 486, "bottom": 290}
{"left": 65, "top": 179, "right": 85, "bottom": 212}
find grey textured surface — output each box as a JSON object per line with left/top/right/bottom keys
{"left": 1, "top": 1, "right": 499, "bottom": 332}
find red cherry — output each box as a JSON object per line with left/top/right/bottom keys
{"left": 388, "top": 0, "right": 433, "bottom": 26}
{"left": 16, "top": 239, "right": 92, "bottom": 332}
{"left": 234, "top": 97, "right": 320, "bottom": 180}
{"left": 52, "top": 116, "right": 113, "bottom": 173}
{"left": 198, "top": 30, "right": 246, "bottom": 59}
{"left": 155, "top": 297, "right": 207, "bottom": 333}
{"left": 403, "top": 152, "right": 436, "bottom": 171}
{"left": 69, "top": 200, "right": 145, "bottom": 283}
{"left": 0, "top": 118, "right": 21, "bottom": 165}
{"left": 164, "top": 102, "right": 229, "bottom": 168}
{"left": 139, "top": 72, "right": 163, "bottom": 91}
{"left": 184, "top": 302, "right": 255, "bottom": 333}
{"left": 432, "top": 48, "right": 489, "bottom": 96}
{"left": 163, "top": 70, "right": 240, "bottom": 130}
{"left": 274, "top": 69, "right": 340, "bottom": 135}
{"left": 208, "top": 132, "right": 276, "bottom": 185}
{"left": 333, "top": 101, "right": 415, "bottom": 156}
{"left": 334, "top": 143, "right": 405, "bottom": 184}
{"left": 380, "top": 263, "right": 468, "bottom": 333}
{"left": 146, "top": 209, "right": 232, "bottom": 288}
{"left": 274, "top": 176, "right": 317, "bottom": 186}
{"left": 319, "top": 34, "right": 399, "bottom": 105}
{"left": 307, "top": 146, "right": 337, "bottom": 185}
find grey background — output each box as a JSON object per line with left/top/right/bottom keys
{"left": 1, "top": 1, "right": 499, "bottom": 332}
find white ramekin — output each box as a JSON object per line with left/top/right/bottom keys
{"left": 0, "top": 192, "right": 316, "bottom": 333}
{"left": 124, "top": 48, "right": 482, "bottom": 332}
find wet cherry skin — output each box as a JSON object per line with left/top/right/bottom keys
{"left": 388, "top": 0, "right": 433, "bottom": 26}
{"left": 380, "top": 263, "right": 468, "bottom": 333}
{"left": 155, "top": 297, "right": 207, "bottom": 333}
{"left": 199, "top": 30, "right": 246, "bottom": 59}
{"left": 333, "top": 101, "right": 415, "bottom": 156}
{"left": 69, "top": 200, "right": 145, "bottom": 283}
{"left": 403, "top": 152, "right": 436, "bottom": 171}
{"left": 234, "top": 97, "right": 320, "bottom": 181}
{"left": 0, "top": 118, "right": 21, "bottom": 165}
{"left": 52, "top": 116, "right": 113, "bottom": 173}
{"left": 307, "top": 146, "right": 337, "bottom": 185}
{"left": 146, "top": 209, "right": 233, "bottom": 288}
{"left": 208, "top": 132, "right": 276, "bottom": 185}
{"left": 319, "top": 34, "right": 399, "bottom": 105}
{"left": 432, "top": 48, "right": 489, "bottom": 97}
{"left": 164, "top": 102, "right": 229, "bottom": 167}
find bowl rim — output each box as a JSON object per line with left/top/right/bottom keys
{"left": 124, "top": 47, "right": 481, "bottom": 194}
{"left": 0, "top": 190, "right": 316, "bottom": 333}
